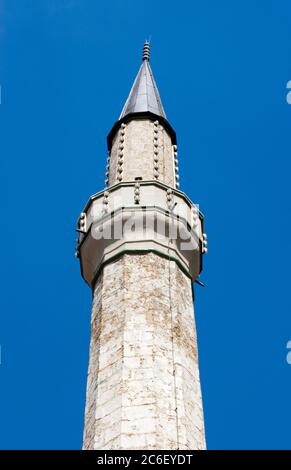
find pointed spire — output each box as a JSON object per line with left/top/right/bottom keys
{"left": 119, "top": 41, "right": 166, "bottom": 120}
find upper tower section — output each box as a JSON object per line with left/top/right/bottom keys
{"left": 77, "top": 42, "right": 206, "bottom": 287}
{"left": 106, "top": 42, "right": 179, "bottom": 188}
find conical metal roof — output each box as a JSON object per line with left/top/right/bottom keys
{"left": 119, "top": 42, "right": 167, "bottom": 120}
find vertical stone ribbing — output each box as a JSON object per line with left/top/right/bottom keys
{"left": 83, "top": 253, "right": 205, "bottom": 450}
{"left": 153, "top": 120, "right": 160, "bottom": 180}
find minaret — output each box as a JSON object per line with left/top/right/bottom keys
{"left": 76, "top": 42, "right": 207, "bottom": 450}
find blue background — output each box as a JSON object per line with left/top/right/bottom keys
{"left": 1, "top": 0, "right": 291, "bottom": 450}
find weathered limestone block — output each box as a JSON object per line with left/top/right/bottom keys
{"left": 83, "top": 253, "right": 205, "bottom": 450}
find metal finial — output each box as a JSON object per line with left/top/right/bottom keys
{"left": 142, "top": 41, "right": 150, "bottom": 61}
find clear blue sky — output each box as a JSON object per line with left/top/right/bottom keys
{"left": 1, "top": 0, "right": 291, "bottom": 450}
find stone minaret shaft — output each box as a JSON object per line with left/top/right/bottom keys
{"left": 77, "top": 42, "right": 207, "bottom": 450}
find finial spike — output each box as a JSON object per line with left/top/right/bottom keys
{"left": 142, "top": 41, "right": 150, "bottom": 62}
